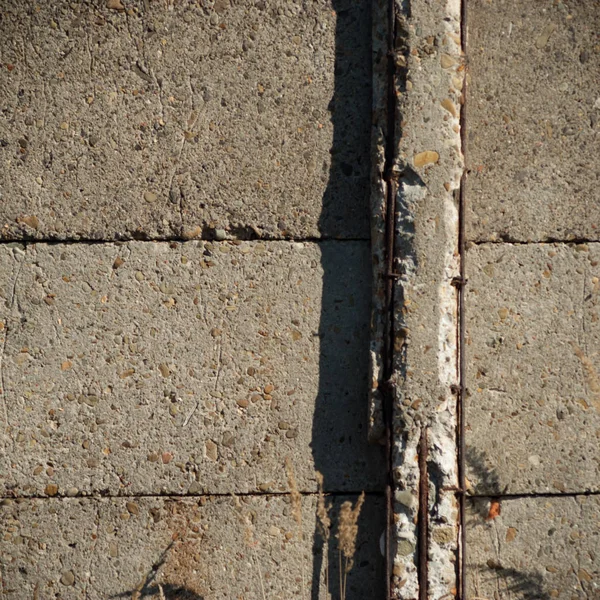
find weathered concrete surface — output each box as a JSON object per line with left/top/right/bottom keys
{"left": 0, "top": 0, "right": 370, "bottom": 241}
{"left": 388, "top": 0, "right": 464, "bottom": 596}
{"left": 466, "top": 494, "right": 600, "bottom": 599}
{"left": 466, "top": 243, "right": 600, "bottom": 495}
{"left": 0, "top": 241, "right": 384, "bottom": 497}
{"left": 465, "top": 0, "right": 600, "bottom": 243}
{"left": 367, "top": 0, "right": 390, "bottom": 444}
{"left": 0, "top": 493, "right": 384, "bottom": 599}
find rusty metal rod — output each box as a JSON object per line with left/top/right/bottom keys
{"left": 457, "top": 0, "right": 468, "bottom": 597}
{"left": 381, "top": 0, "right": 399, "bottom": 596}
{"left": 418, "top": 428, "right": 429, "bottom": 600}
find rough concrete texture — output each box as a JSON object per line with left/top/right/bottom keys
{"left": 0, "top": 241, "right": 384, "bottom": 497}
{"left": 388, "top": 0, "right": 463, "bottom": 596}
{"left": 466, "top": 495, "right": 600, "bottom": 599}
{"left": 0, "top": 0, "right": 370, "bottom": 241}
{"left": 367, "top": 0, "right": 390, "bottom": 444}
{"left": 0, "top": 493, "right": 384, "bottom": 599}
{"left": 466, "top": 243, "right": 600, "bottom": 495}
{"left": 465, "top": 0, "right": 600, "bottom": 243}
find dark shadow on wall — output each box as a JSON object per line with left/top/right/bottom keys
{"left": 112, "top": 542, "right": 204, "bottom": 600}
{"left": 310, "top": 1, "right": 386, "bottom": 598}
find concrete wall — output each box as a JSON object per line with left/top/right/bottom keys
{"left": 1, "top": 0, "right": 599, "bottom": 599}
{"left": 0, "top": 1, "right": 384, "bottom": 598}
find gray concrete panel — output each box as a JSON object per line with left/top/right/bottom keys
{"left": 466, "top": 243, "right": 600, "bottom": 494}
{"left": 0, "top": 0, "right": 370, "bottom": 241}
{"left": 0, "top": 241, "right": 384, "bottom": 497}
{"left": 0, "top": 494, "right": 384, "bottom": 599}
{"left": 466, "top": 495, "right": 600, "bottom": 600}
{"left": 465, "top": 0, "right": 600, "bottom": 242}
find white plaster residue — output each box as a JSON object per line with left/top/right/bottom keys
{"left": 427, "top": 0, "right": 463, "bottom": 596}
{"left": 392, "top": 428, "right": 420, "bottom": 599}
{"left": 437, "top": 195, "right": 459, "bottom": 388}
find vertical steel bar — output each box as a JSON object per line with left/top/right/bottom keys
{"left": 457, "top": 0, "right": 468, "bottom": 597}
{"left": 383, "top": 0, "right": 397, "bottom": 595}
{"left": 418, "top": 428, "right": 429, "bottom": 600}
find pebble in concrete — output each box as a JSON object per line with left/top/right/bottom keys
{"left": 0, "top": 494, "right": 384, "bottom": 599}
{"left": 0, "top": 241, "right": 384, "bottom": 496}
{"left": 466, "top": 243, "right": 600, "bottom": 495}
{"left": 0, "top": 0, "right": 370, "bottom": 241}
{"left": 466, "top": 495, "right": 600, "bottom": 599}
{"left": 465, "top": 0, "right": 600, "bottom": 242}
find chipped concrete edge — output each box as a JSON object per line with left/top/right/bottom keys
{"left": 368, "top": 0, "right": 390, "bottom": 444}
{"left": 389, "top": 0, "right": 464, "bottom": 597}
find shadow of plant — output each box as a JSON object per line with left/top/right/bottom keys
{"left": 468, "top": 564, "right": 549, "bottom": 600}
{"left": 464, "top": 446, "right": 506, "bottom": 520}
{"left": 465, "top": 448, "right": 550, "bottom": 600}
{"left": 112, "top": 541, "right": 204, "bottom": 600}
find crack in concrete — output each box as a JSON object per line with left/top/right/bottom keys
{"left": 472, "top": 239, "right": 600, "bottom": 246}
{"left": 0, "top": 236, "right": 371, "bottom": 246}
{"left": 0, "top": 490, "right": 383, "bottom": 501}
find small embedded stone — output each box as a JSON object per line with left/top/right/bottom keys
{"left": 45, "top": 484, "right": 59, "bottom": 496}
{"left": 222, "top": 431, "right": 235, "bottom": 448}
{"left": 205, "top": 440, "right": 218, "bottom": 461}
{"left": 60, "top": 570, "right": 75, "bottom": 586}
{"left": 535, "top": 23, "right": 557, "bottom": 49}
{"left": 440, "top": 54, "right": 456, "bottom": 69}
{"left": 182, "top": 226, "right": 202, "bottom": 240}
{"left": 413, "top": 151, "right": 439, "bottom": 168}
{"left": 17, "top": 215, "right": 39, "bottom": 230}
{"left": 441, "top": 98, "right": 457, "bottom": 117}
{"left": 107, "top": 0, "right": 125, "bottom": 11}
{"left": 188, "top": 482, "right": 202, "bottom": 494}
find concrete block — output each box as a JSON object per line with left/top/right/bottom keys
{"left": 0, "top": 0, "right": 370, "bottom": 241}
{"left": 0, "top": 241, "right": 384, "bottom": 496}
{"left": 465, "top": 0, "right": 600, "bottom": 242}
{"left": 466, "top": 495, "right": 600, "bottom": 599}
{"left": 466, "top": 243, "right": 600, "bottom": 494}
{"left": 0, "top": 494, "right": 384, "bottom": 599}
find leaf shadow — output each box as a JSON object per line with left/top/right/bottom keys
{"left": 465, "top": 448, "right": 550, "bottom": 600}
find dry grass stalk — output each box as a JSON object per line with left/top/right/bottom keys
{"left": 285, "top": 457, "right": 303, "bottom": 538}
{"left": 130, "top": 578, "right": 144, "bottom": 600}
{"left": 315, "top": 471, "right": 331, "bottom": 542}
{"left": 336, "top": 492, "right": 365, "bottom": 600}
{"left": 315, "top": 471, "right": 332, "bottom": 592}
{"left": 285, "top": 457, "right": 308, "bottom": 598}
